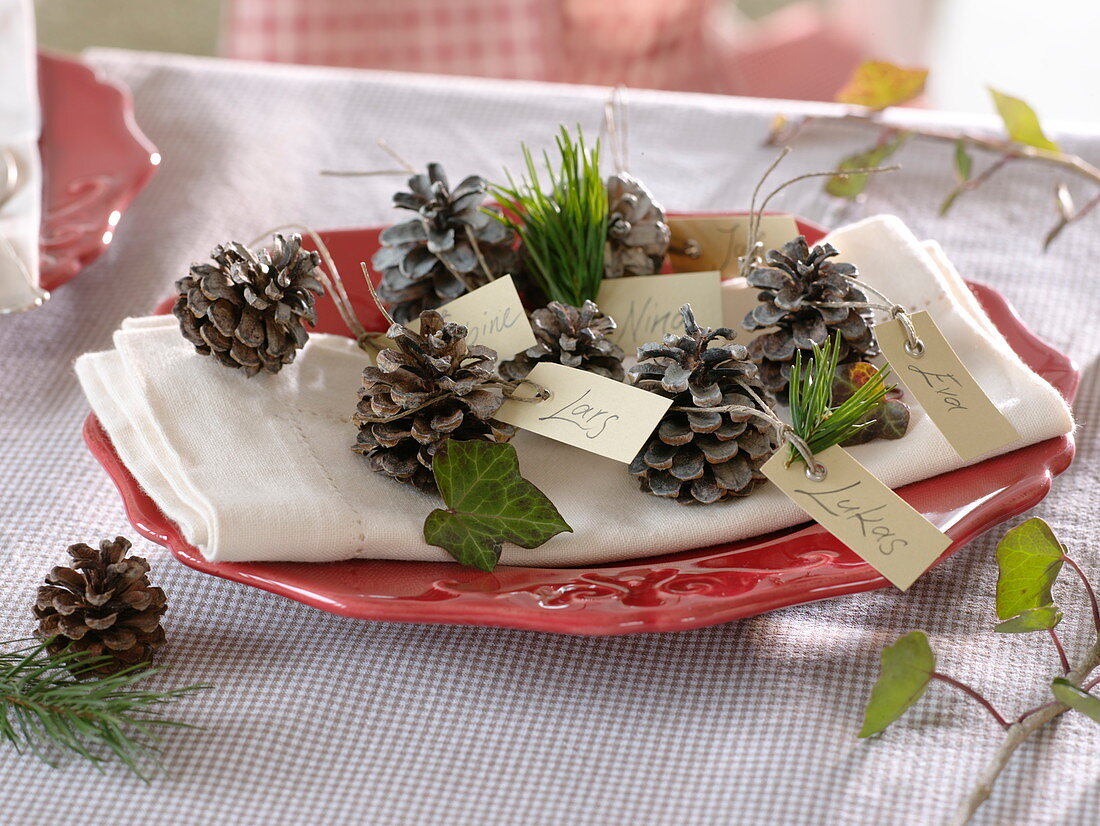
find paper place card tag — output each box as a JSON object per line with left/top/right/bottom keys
{"left": 667, "top": 214, "right": 800, "bottom": 277}
{"left": 762, "top": 445, "right": 952, "bottom": 590}
{"left": 410, "top": 275, "right": 536, "bottom": 359}
{"left": 720, "top": 277, "right": 768, "bottom": 341}
{"left": 495, "top": 362, "right": 672, "bottom": 463}
{"left": 875, "top": 310, "right": 1019, "bottom": 461}
{"left": 596, "top": 271, "right": 723, "bottom": 352}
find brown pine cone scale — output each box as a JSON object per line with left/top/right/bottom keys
{"left": 353, "top": 310, "right": 515, "bottom": 493}
{"left": 629, "top": 305, "right": 779, "bottom": 504}
{"left": 34, "top": 537, "right": 167, "bottom": 676}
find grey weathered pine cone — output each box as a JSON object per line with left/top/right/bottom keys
{"left": 34, "top": 536, "right": 168, "bottom": 676}
{"left": 372, "top": 163, "right": 518, "bottom": 323}
{"left": 174, "top": 233, "right": 325, "bottom": 377}
{"left": 353, "top": 309, "right": 515, "bottom": 493}
{"left": 742, "top": 236, "right": 878, "bottom": 396}
{"left": 628, "top": 305, "right": 779, "bottom": 504}
{"left": 499, "top": 300, "right": 626, "bottom": 382}
{"left": 604, "top": 172, "right": 671, "bottom": 278}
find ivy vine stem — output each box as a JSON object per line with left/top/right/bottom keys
{"left": 768, "top": 112, "right": 1100, "bottom": 242}
{"left": 930, "top": 673, "right": 1010, "bottom": 729}
{"left": 770, "top": 112, "right": 1100, "bottom": 187}
{"left": 949, "top": 639, "right": 1100, "bottom": 826}
{"left": 1063, "top": 554, "right": 1100, "bottom": 636}
{"left": 1048, "top": 628, "right": 1071, "bottom": 674}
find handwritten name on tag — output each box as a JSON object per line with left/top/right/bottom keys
{"left": 410, "top": 275, "right": 536, "bottom": 359}
{"left": 762, "top": 446, "right": 952, "bottom": 590}
{"left": 494, "top": 362, "right": 672, "bottom": 463}
{"left": 875, "top": 310, "right": 1019, "bottom": 461}
{"left": 596, "top": 271, "right": 723, "bottom": 352}
{"left": 667, "top": 214, "right": 800, "bottom": 277}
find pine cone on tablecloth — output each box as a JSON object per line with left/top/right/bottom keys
{"left": 498, "top": 300, "right": 626, "bottom": 382}
{"left": 628, "top": 305, "right": 779, "bottom": 504}
{"left": 33, "top": 537, "right": 167, "bottom": 677}
{"left": 353, "top": 309, "right": 515, "bottom": 494}
{"left": 604, "top": 173, "right": 671, "bottom": 278}
{"left": 173, "top": 234, "right": 325, "bottom": 377}
{"left": 742, "top": 236, "right": 878, "bottom": 397}
{"left": 372, "top": 163, "right": 519, "bottom": 324}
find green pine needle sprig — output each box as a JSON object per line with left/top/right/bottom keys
{"left": 491, "top": 125, "right": 608, "bottom": 307}
{"left": 788, "top": 333, "right": 892, "bottom": 463}
{"left": 0, "top": 638, "right": 210, "bottom": 780}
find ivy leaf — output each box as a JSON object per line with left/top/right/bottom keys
{"left": 994, "top": 605, "right": 1063, "bottom": 633}
{"left": 826, "top": 133, "right": 907, "bottom": 199}
{"left": 989, "top": 88, "right": 1060, "bottom": 151}
{"left": 1051, "top": 678, "right": 1100, "bottom": 723}
{"left": 835, "top": 61, "right": 929, "bottom": 110}
{"left": 859, "top": 631, "right": 935, "bottom": 738}
{"left": 423, "top": 440, "right": 572, "bottom": 571}
{"left": 995, "top": 517, "right": 1064, "bottom": 621}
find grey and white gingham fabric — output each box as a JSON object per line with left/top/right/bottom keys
{"left": 1, "top": 49, "right": 1099, "bottom": 825}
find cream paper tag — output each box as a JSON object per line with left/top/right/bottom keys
{"left": 761, "top": 445, "right": 952, "bottom": 590}
{"left": 494, "top": 362, "right": 672, "bottom": 463}
{"left": 668, "top": 214, "right": 800, "bottom": 276}
{"left": 720, "top": 277, "right": 768, "bottom": 342}
{"left": 596, "top": 271, "right": 723, "bottom": 352}
{"left": 875, "top": 310, "right": 1020, "bottom": 461}
{"left": 409, "top": 275, "right": 536, "bottom": 359}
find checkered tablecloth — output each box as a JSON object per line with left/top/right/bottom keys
{"left": 1, "top": 49, "right": 1099, "bottom": 825}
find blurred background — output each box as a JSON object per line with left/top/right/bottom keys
{"left": 33, "top": 0, "right": 1100, "bottom": 121}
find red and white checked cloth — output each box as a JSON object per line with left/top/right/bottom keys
{"left": 223, "top": 0, "right": 865, "bottom": 99}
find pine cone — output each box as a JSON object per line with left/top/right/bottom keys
{"left": 353, "top": 310, "right": 515, "bottom": 493}
{"left": 372, "top": 163, "right": 518, "bottom": 324}
{"left": 34, "top": 537, "right": 167, "bottom": 676}
{"left": 604, "top": 173, "right": 671, "bottom": 278}
{"left": 628, "top": 306, "right": 779, "bottom": 504}
{"left": 499, "top": 300, "right": 626, "bottom": 382}
{"left": 742, "top": 236, "right": 878, "bottom": 396}
{"left": 174, "top": 234, "right": 325, "bottom": 377}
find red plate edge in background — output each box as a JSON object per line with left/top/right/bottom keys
{"left": 38, "top": 51, "right": 159, "bottom": 291}
{"left": 82, "top": 217, "right": 1079, "bottom": 635}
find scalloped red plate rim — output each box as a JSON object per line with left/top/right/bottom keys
{"left": 81, "top": 217, "right": 1079, "bottom": 634}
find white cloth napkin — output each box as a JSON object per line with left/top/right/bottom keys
{"left": 76, "top": 216, "right": 1075, "bottom": 565}
{"left": 0, "top": 0, "right": 42, "bottom": 312}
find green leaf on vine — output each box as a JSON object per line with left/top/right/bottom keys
{"left": 995, "top": 517, "right": 1064, "bottom": 621}
{"left": 1051, "top": 678, "right": 1100, "bottom": 723}
{"left": 859, "top": 631, "right": 935, "bottom": 737}
{"left": 423, "top": 440, "right": 572, "bottom": 571}
{"left": 835, "top": 61, "right": 929, "bottom": 110}
{"left": 994, "top": 605, "right": 1063, "bottom": 633}
{"left": 954, "top": 139, "right": 973, "bottom": 182}
{"left": 826, "top": 133, "right": 908, "bottom": 199}
{"left": 989, "top": 88, "right": 1060, "bottom": 151}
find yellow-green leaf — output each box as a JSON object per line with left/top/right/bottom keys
{"left": 859, "top": 631, "right": 935, "bottom": 738}
{"left": 1052, "top": 678, "right": 1100, "bottom": 723}
{"left": 423, "top": 440, "right": 572, "bottom": 571}
{"left": 994, "top": 605, "right": 1063, "bottom": 633}
{"left": 835, "top": 61, "right": 928, "bottom": 110}
{"left": 825, "top": 133, "right": 907, "bottom": 199}
{"left": 989, "top": 88, "right": 1060, "bottom": 151}
{"left": 954, "top": 139, "right": 972, "bottom": 182}
{"left": 995, "top": 517, "right": 1064, "bottom": 620}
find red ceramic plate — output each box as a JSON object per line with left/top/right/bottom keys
{"left": 83, "top": 218, "right": 1078, "bottom": 634}
{"left": 38, "top": 51, "right": 159, "bottom": 292}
